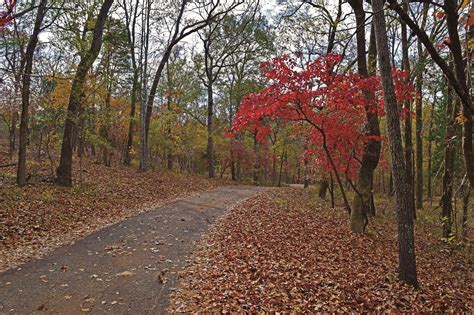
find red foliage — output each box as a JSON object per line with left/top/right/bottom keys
{"left": 0, "top": 0, "right": 16, "bottom": 30}
{"left": 232, "top": 54, "right": 414, "bottom": 179}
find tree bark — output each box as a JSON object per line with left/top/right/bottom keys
{"left": 56, "top": 0, "right": 114, "bottom": 186}
{"left": 123, "top": 0, "right": 140, "bottom": 166}
{"left": 9, "top": 112, "right": 17, "bottom": 159}
{"left": 415, "top": 3, "right": 428, "bottom": 209}
{"left": 253, "top": 130, "right": 258, "bottom": 185}
{"left": 319, "top": 180, "right": 328, "bottom": 200}
{"left": 139, "top": 0, "right": 151, "bottom": 171}
{"left": 461, "top": 179, "right": 470, "bottom": 240}
{"left": 441, "top": 81, "right": 458, "bottom": 239}
{"left": 348, "top": 0, "right": 381, "bottom": 232}
{"left": 400, "top": 1, "right": 415, "bottom": 219}
{"left": 373, "top": 0, "right": 418, "bottom": 287}
{"left": 207, "top": 77, "right": 215, "bottom": 178}
{"left": 303, "top": 143, "right": 309, "bottom": 188}
{"left": 427, "top": 96, "right": 436, "bottom": 204}
{"left": 17, "top": 0, "right": 48, "bottom": 186}
{"left": 124, "top": 68, "right": 139, "bottom": 166}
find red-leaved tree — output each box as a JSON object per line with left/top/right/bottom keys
{"left": 232, "top": 53, "right": 415, "bottom": 214}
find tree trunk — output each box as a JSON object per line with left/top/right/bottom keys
{"left": 236, "top": 159, "right": 241, "bottom": 181}
{"left": 142, "top": 44, "right": 173, "bottom": 171}
{"left": 37, "top": 126, "right": 44, "bottom": 161}
{"left": 400, "top": 2, "right": 415, "bottom": 219}
{"left": 322, "top": 140, "right": 352, "bottom": 214}
{"left": 231, "top": 160, "right": 236, "bottom": 181}
{"left": 319, "top": 180, "right": 328, "bottom": 201}
{"left": 102, "top": 88, "right": 112, "bottom": 167}
{"left": 427, "top": 92, "right": 436, "bottom": 204}
{"left": 253, "top": 131, "right": 258, "bottom": 185}
{"left": 56, "top": 0, "right": 114, "bottom": 186}
{"left": 303, "top": 154, "right": 309, "bottom": 188}
{"left": 461, "top": 180, "right": 470, "bottom": 240}
{"left": 373, "top": 0, "right": 418, "bottom": 287}
{"left": 166, "top": 65, "right": 173, "bottom": 171}
{"left": 9, "top": 112, "right": 17, "bottom": 159}
{"left": 139, "top": 0, "right": 151, "bottom": 172}
{"left": 124, "top": 68, "right": 139, "bottom": 166}
{"left": 329, "top": 174, "right": 335, "bottom": 208}
{"left": 123, "top": 0, "right": 140, "bottom": 166}
{"left": 207, "top": 78, "right": 215, "bottom": 178}
{"left": 17, "top": 0, "right": 48, "bottom": 186}
{"left": 441, "top": 81, "right": 458, "bottom": 239}
{"left": 445, "top": 0, "right": 474, "bottom": 188}
{"left": 415, "top": 3, "right": 428, "bottom": 209}
{"left": 278, "top": 146, "right": 285, "bottom": 187}
{"left": 140, "top": 0, "right": 194, "bottom": 171}
{"left": 348, "top": 0, "right": 381, "bottom": 232}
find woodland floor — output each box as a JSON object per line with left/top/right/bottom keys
{"left": 170, "top": 188, "right": 473, "bottom": 313}
{"left": 0, "top": 156, "right": 230, "bottom": 272}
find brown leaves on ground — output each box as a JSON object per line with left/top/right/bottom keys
{"left": 0, "top": 158, "right": 228, "bottom": 271}
{"left": 170, "top": 188, "right": 473, "bottom": 312}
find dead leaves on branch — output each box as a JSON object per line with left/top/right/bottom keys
{"left": 170, "top": 188, "right": 473, "bottom": 312}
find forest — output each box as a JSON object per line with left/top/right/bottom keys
{"left": 0, "top": 0, "right": 473, "bottom": 312}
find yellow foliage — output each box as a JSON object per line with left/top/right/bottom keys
{"left": 50, "top": 78, "right": 72, "bottom": 109}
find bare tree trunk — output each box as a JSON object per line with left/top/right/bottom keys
{"left": 348, "top": 0, "right": 381, "bottom": 232}
{"left": 139, "top": 0, "right": 151, "bottom": 172}
{"left": 37, "top": 126, "right": 44, "bottom": 161}
{"left": 329, "top": 174, "right": 335, "bottom": 208}
{"left": 236, "top": 157, "right": 241, "bottom": 181}
{"left": 401, "top": 1, "right": 415, "bottom": 219}
{"left": 124, "top": 69, "right": 139, "bottom": 166}
{"left": 56, "top": 0, "right": 114, "bottom": 186}
{"left": 17, "top": 0, "right": 48, "bottom": 186}
{"left": 319, "top": 180, "right": 328, "bottom": 201}
{"left": 207, "top": 78, "right": 215, "bottom": 178}
{"left": 322, "top": 139, "right": 352, "bottom": 214}
{"left": 461, "top": 179, "right": 470, "bottom": 240}
{"left": 123, "top": 0, "right": 140, "bottom": 166}
{"left": 445, "top": 0, "right": 474, "bottom": 188}
{"left": 427, "top": 92, "right": 436, "bottom": 204}
{"left": 253, "top": 131, "right": 259, "bottom": 185}
{"left": 415, "top": 3, "right": 429, "bottom": 210}
{"left": 231, "top": 160, "right": 236, "bottom": 180}
{"left": 166, "top": 62, "right": 173, "bottom": 171}
{"left": 441, "top": 81, "right": 458, "bottom": 239}
{"left": 373, "top": 0, "right": 418, "bottom": 287}
{"left": 303, "top": 152, "right": 309, "bottom": 188}
{"left": 9, "top": 112, "right": 18, "bottom": 159}
{"left": 278, "top": 144, "right": 286, "bottom": 187}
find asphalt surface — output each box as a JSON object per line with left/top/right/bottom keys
{"left": 0, "top": 185, "right": 265, "bottom": 314}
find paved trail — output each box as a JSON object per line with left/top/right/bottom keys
{"left": 0, "top": 186, "right": 265, "bottom": 314}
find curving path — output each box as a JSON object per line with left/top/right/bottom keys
{"left": 0, "top": 185, "right": 265, "bottom": 314}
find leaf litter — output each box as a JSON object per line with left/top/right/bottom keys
{"left": 169, "top": 188, "right": 473, "bottom": 312}
{"left": 0, "top": 159, "right": 229, "bottom": 272}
